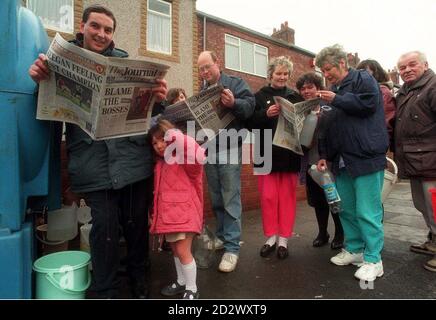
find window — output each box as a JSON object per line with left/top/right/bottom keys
{"left": 147, "top": 0, "right": 172, "bottom": 54}
{"left": 27, "top": 0, "right": 74, "bottom": 34}
{"left": 225, "top": 34, "right": 268, "bottom": 77}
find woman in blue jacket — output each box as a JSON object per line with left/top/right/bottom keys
{"left": 315, "top": 45, "right": 389, "bottom": 283}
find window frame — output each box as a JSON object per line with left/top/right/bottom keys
{"left": 25, "top": 0, "right": 82, "bottom": 39}
{"left": 146, "top": 0, "right": 172, "bottom": 55}
{"left": 224, "top": 34, "right": 268, "bottom": 78}
{"left": 140, "top": 0, "right": 179, "bottom": 63}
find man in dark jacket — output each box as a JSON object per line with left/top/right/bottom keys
{"left": 197, "top": 51, "right": 255, "bottom": 273}
{"left": 29, "top": 5, "right": 168, "bottom": 298}
{"left": 315, "top": 44, "right": 388, "bottom": 282}
{"left": 395, "top": 51, "right": 436, "bottom": 272}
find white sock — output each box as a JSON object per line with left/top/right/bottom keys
{"left": 266, "top": 235, "right": 277, "bottom": 246}
{"left": 278, "top": 237, "right": 288, "bottom": 248}
{"left": 181, "top": 259, "right": 197, "bottom": 293}
{"left": 174, "top": 257, "right": 186, "bottom": 286}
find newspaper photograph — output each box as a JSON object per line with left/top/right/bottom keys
{"left": 273, "top": 96, "right": 320, "bottom": 155}
{"left": 36, "top": 33, "right": 170, "bottom": 140}
{"left": 162, "top": 84, "right": 235, "bottom": 140}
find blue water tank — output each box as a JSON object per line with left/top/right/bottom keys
{"left": 0, "top": 222, "right": 33, "bottom": 299}
{"left": 0, "top": 0, "right": 61, "bottom": 299}
{"left": 0, "top": 0, "right": 60, "bottom": 232}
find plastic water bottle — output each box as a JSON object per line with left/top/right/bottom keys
{"left": 321, "top": 170, "right": 341, "bottom": 214}
{"left": 299, "top": 110, "right": 318, "bottom": 147}
{"left": 308, "top": 165, "right": 341, "bottom": 213}
{"left": 192, "top": 226, "right": 216, "bottom": 269}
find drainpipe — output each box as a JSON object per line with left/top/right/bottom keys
{"left": 203, "top": 15, "right": 206, "bottom": 51}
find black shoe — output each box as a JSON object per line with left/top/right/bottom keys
{"left": 410, "top": 241, "right": 436, "bottom": 256}
{"left": 182, "top": 289, "right": 199, "bottom": 299}
{"left": 161, "top": 282, "right": 186, "bottom": 296}
{"left": 330, "top": 236, "right": 344, "bottom": 250}
{"left": 131, "top": 281, "right": 149, "bottom": 299}
{"left": 260, "top": 243, "right": 276, "bottom": 257}
{"left": 313, "top": 233, "right": 330, "bottom": 247}
{"left": 277, "top": 246, "right": 289, "bottom": 259}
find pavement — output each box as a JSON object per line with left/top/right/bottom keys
{"left": 146, "top": 180, "right": 436, "bottom": 299}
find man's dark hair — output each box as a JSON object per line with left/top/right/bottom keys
{"left": 82, "top": 4, "right": 117, "bottom": 31}
{"left": 356, "top": 59, "right": 390, "bottom": 83}
{"left": 296, "top": 72, "right": 324, "bottom": 91}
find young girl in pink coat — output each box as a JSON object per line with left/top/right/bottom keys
{"left": 148, "top": 119, "right": 205, "bottom": 300}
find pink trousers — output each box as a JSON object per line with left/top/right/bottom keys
{"left": 258, "top": 172, "right": 298, "bottom": 238}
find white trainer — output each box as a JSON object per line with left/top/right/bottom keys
{"left": 354, "top": 261, "right": 384, "bottom": 281}
{"left": 330, "top": 249, "right": 364, "bottom": 266}
{"left": 218, "top": 252, "right": 238, "bottom": 272}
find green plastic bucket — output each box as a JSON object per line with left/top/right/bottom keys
{"left": 33, "top": 251, "right": 91, "bottom": 299}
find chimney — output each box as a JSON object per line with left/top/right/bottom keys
{"left": 347, "top": 52, "right": 360, "bottom": 68}
{"left": 388, "top": 68, "right": 400, "bottom": 85}
{"left": 271, "top": 21, "right": 295, "bottom": 45}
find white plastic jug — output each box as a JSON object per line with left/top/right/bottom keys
{"left": 80, "top": 223, "right": 92, "bottom": 253}
{"left": 381, "top": 157, "right": 398, "bottom": 203}
{"left": 47, "top": 202, "right": 78, "bottom": 241}
{"left": 77, "top": 199, "right": 91, "bottom": 225}
{"left": 35, "top": 224, "right": 69, "bottom": 255}
{"left": 299, "top": 110, "right": 318, "bottom": 147}
{"left": 79, "top": 223, "right": 93, "bottom": 270}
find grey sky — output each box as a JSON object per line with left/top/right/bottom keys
{"left": 196, "top": 0, "right": 435, "bottom": 72}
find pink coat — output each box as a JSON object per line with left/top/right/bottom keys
{"left": 149, "top": 130, "right": 205, "bottom": 235}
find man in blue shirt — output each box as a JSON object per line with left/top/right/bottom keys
{"left": 197, "top": 51, "right": 255, "bottom": 272}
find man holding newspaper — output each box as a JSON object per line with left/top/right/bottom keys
{"left": 197, "top": 51, "right": 255, "bottom": 273}
{"left": 29, "top": 5, "right": 167, "bottom": 299}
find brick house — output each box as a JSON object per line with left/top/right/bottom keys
{"left": 196, "top": 12, "right": 317, "bottom": 93}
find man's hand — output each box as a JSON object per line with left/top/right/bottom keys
{"left": 28, "top": 54, "right": 50, "bottom": 83}
{"left": 220, "top": 88, "right": 235, "bottom": 108}
{"left": 152, "top": 79, "right": 168, "bottom": 102}
{"left": 266, "top": 104, "right": 280, "bottom": 118}
{"left": 317, "top": 90, "right": 336, "bottom": 103}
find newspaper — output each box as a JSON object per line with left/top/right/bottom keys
{"left": 37, "top": 33, "right": 170, "bottom": 140}
{"left": 272, "top": 96, "right": 321, "bottom": 155}
{"left": 162, "top": 84, "right": 235, "bottom": 140}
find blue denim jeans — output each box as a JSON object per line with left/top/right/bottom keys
{"left": 205, "top": 148, "right": 242, "bottom": 254}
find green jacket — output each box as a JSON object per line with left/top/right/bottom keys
{"left": 66, "top": 34, "right": 155, "bottom": 193}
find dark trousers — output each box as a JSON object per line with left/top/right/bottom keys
{"left": 84, "top": 178, "right": 152, "bottom": 297}
{"left": 306, "top": 174, "right": 343, "bottom": 238}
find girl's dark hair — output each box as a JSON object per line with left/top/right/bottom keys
{"left": 147, "top": 119, "right": 175, "bottom": 144}
{"left": 166, "top": 88, "right": 187, "bottom": 104}
{"left": 83, "top": 5, "right": 117, "bottom": 31}
{"left": 356, "top": 59, "right": 389, "bottom": 83}
{"left": 296, "top": 72, "right": 324, "bottom": 91}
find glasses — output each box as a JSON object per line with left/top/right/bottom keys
{"left": 198, "top": 63, "right": 215, "bottom": 73}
